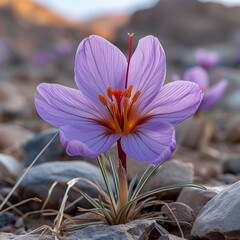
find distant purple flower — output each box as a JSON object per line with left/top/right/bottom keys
{"left": 35, "top": 35, "right": 203, "bottom": 164}
{"left": 31, "top": 50, "right": 55, "bottom": 65}
{"left": 174, "top": 66, "right": 228, "bottom": 109}
{"left": 195, "top": 48, "right": 220, "bottom": 70}
{"left": 53, "top": 40, "right": 74, "bottom": 57}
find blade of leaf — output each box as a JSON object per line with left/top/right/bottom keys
{"left": 128, "top": 174, "right": 138, "bottom": 199}
{"left": 117, "top": 183, "right": 205, "bottom": 221}
{"left": 131, "top": 164, "right": 160, "bottom": 200}
{"left": 97, "top": 157, "right": 117, "bottom": 215}
{"left": 107, "top": 152, "right": 119, "bottom": 198}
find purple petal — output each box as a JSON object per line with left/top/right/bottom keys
{"left": 121, "top": 120, "right": 176, "bottom": 164}
{"left": 35, "top": 83, "right": 102, "bottom": 127}
{"left": 146, "top": 81, "right": 204, "bottom": 124}
{"left": 75, "top": 35, "right": 127, "bottom": 105}
{"left": 127, "top": 36, "right": 166, "bottom": 109}
{"left": 195, "top": 48, "right": 220, "bottom": 70}
{"left": 200, "top": 79, "right": 228, "bottom": 109}
{"left": 60, "top": 122, "right": 120, "bottom": 158}
{"left": 183, "top": 66, "right": 209, "bottom": 90}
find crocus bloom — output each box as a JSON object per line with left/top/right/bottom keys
{"left": 195, "top": 48, "right": 220, "bottom": 70}
{"left": 174, "top": 66, "right": 227, "bottom": 109}
{"left": 35, "top": 35, "right": 203, "bottom": 164}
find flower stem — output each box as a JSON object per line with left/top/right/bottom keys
{"left": 117, "top": 139, "right": 126, "bottom": 171}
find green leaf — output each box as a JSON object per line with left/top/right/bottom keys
{"left": 128, "top": 174, "right": 138, "bottom": 199}
{"left": 130, "top": 164, "right": 160, "bottom": 200}
{"left": 136, "top": 183, "right": 205, "bottom": 202}
{"left": 77, "top": 188, "right": 102, "bottom": 210}
{"left": 107, "top": 152, "right": 119, "bottom": 198}
{"left": 117, "top": 183, "right": 205, "bottom": 221}
{"left": 97, "top": 157, "right": 117, "bottom": 215}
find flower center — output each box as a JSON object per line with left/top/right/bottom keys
{"left": 98, "top": 86, "right": 141, "bottom": 134}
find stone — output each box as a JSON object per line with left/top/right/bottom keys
{"left": 143, "top": 159, "right": 194, "bottom": 196}
{"left": 0, "top": 123, "right": 34, "bottom": 158}
{"left": 223, "top": 156, "right": 240, "bottom": 174}
{"left": 0, "top": 233, "right": 54, "bottom": 240}
{"left": 0, "top": 153, "right": 23, "bottom": 180}
{"left": 161, "top": 202, "right": 194, "bottom": 226}
{"left": 191, "top": 180, "right": 240, "bottom": 239}
{"left": 217, "top": 173, "right": 240, "bottom": 184}
{"left": 159, "top": 234, "right": 187, "bottom": 240}
{"left": 0, "top": 80, "right": 27, "bottom": 120}
{"left": 0, "top": 212, "right": 16, "bottom": 228}
{"left": 19, "top": 161, "right": 115, "bottom": 211}
{"left": 175, "top": 117, "right": 214, "bottom": 150}
{"left": 23, "top": 128, "right": 64, "bottom": 167}
{"left": 225, "top": 116, "right": 240, "bottom": 142}
{"left": 68, "top": 219, "right": 155, "bottom": 240}
{"left": 224, "top": 89, "right": 240, "bottom": 111}
{"left": 177, "top": 187, "right": 218, "bottom": 215}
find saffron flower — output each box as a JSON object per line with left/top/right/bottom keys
{"left": 35, "top": 35, "right": 203, "bottom": 165}
{"left": 195, "top": 48, "right": 220, "bottom": 70}
{"left": 173, "top": 66, "right": 228, "bottom": 109}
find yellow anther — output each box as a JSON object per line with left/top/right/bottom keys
{"left": 107, "top": 87, "right": 113, "bottom": 100}
{"left": 132, "top": 90, "right": 141, "bottom": 102}
{"left": 98, "top": 94, "right": 108, "bottom": 106}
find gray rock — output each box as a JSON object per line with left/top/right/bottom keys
{"left": 217, "top": 173, "right": 240, "bottom": 184}
{"left": 177, "top": 187, "right": 218, "bottom": 215}
{"left": 68, "top": 219, "right": 155, "bottom": 240}
{"left": 224, "top": 89, "right": 240, "bottom": 111}
{"left": 144, "top": 159, "right": 194, "bottom": 194}
{"left": 0, "top": 153, "right": 23, "bottom": 179}
{"left": 23, "top": 128, "right": 64, "bottom": 167}
{"left": 0, "top": 233, "right": 54, "bottom": 240}
{"left": 223, "top": 156, "right": 240, "bottom": 174}
{"left": 161, "top": 202, "right": 194, "bottom": 226}
{"left": 0, "top": 80, "right": 27, "bottom": 120}
{"left": 225, "top": 116, "right": 240, "bottom": 142}
{"left": 159, "top": 234, "right": 187, "bottom": 240}
{"left": 19, "top": 161, "right": 115, "bottom": 211}
{"left": 0, "top": 123, "right": 34, "bottom": 158}
{"left": 191, "top": 180, "right": 240, "bottom": 239}
{"left": 0, "top": 212, "right": 16, "bottom": 228}
{"left": 176, "top": 117, "right": 214, "bottom": 150}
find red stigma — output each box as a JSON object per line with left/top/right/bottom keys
{"left": 113, "top": 89, "right": 122, "bottom": 106}
{"left": 125, "top": 33, "right": 134, "bottom": 89}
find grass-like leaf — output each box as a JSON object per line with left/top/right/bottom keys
{"left": 130, "top": 164, "right": 161, "bottom": 200}
{"left": 128, "top": 174, "right": 138, "bottom": 199}
{"left": 116, "top": 183, "right": 205, "bottom": 223}
{"left": 107, "top": 152, "right": 119, "bottom": 198}
{"left": 97, "top": 156, "right": 117, "bottom": 215}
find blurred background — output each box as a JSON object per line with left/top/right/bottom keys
{"left": 0, "top": 0, "right": 240, "bottom": 156}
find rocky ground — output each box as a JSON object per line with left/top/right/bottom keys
{"left": 0, "top": 59, "right": 240, "bottom": 240}
{"left": 1, "top": 0, "right": 240, "bottom": 239}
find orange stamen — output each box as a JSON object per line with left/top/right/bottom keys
{"left": 132, "top": 90, "right": 141, "bottom": 102}
{"left": 97, "top": 85, "right": 144, "bottom": 135}
{"left": 107, "top": 87, "right": 113, "bottom": 100}
{"left": 98, "top": 94, "right": 108, "bottom": 106}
